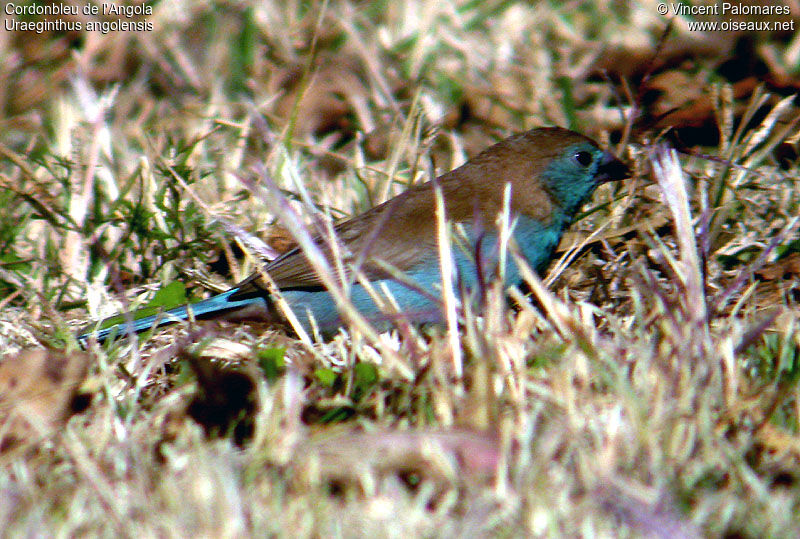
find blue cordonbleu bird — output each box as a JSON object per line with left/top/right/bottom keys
{"left": 80, "top": 127, "right": 629, "bottom": 343}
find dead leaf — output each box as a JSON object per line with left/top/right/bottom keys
{"left": 293, "top": 428, "right": 500, "bottom": 496}
{"left": 757, "top": 252, "right": 800, "bottom": 280}
{"left": 0, "top": 349, "right": 92, "bottom": 452}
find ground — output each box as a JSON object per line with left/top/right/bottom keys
{"left": 1, "top": 1, "right": 799, "bottom": 536}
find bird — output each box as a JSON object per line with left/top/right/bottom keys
{"left": 80, "top": 127, "right": 629, "bottom": 344}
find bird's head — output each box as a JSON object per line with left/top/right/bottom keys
{"left": 538, "top": 133, "right": 629, "bottom": 216}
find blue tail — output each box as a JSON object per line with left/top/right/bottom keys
{"left": 79, "top": 288, "right": 268, "bottom": 345}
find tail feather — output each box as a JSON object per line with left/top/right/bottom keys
{"left": 79, "top": 288, "right": 268, "bottom": 345}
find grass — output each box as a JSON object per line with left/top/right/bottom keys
{"left": 1, "top": 0, "right": 800, "bottom": 536}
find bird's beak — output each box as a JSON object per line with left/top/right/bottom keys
{"left": 595, "top": 151, "right": 630, "bottom": 183}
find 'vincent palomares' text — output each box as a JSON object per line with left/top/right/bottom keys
{"left": 669, "top": 2, "right": 790, "bottom": 15}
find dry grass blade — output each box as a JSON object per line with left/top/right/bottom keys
{"left": 433, "top": 182, "right": 462, "bottom": 380}
{"left": 650, "top": 144, "right": 707, "bottom": 328}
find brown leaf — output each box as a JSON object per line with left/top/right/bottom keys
{"left": 274, "top": 55, "right": 368, "bottom": 141}
{"left": 757, "top": 253, "right": 800, "bottom": 280}
{"left": 0, "top": 349, "right": 92, "bottom": 452}
{"left": 293, "top": 428, "right": 500, "bottom": 496}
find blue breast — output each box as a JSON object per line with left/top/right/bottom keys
{"left": 283, "top": 214, "right": 563, "bottom": 333}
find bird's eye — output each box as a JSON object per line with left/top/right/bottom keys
{"left": 574, "top": 150, "right": 593, "bottom": 167}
